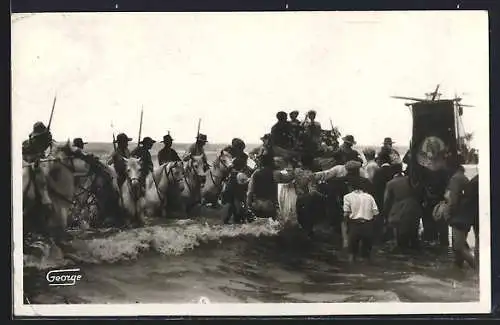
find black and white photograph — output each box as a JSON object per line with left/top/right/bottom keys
{"left": 12, "top": 11, "right": 490, "bottom": 316}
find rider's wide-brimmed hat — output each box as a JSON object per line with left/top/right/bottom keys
{"left": 31, "top": 122, "right": 48, "bottom": 137}
{"left": 114, "top": 133, "right": 132, "bottom": 143}
{"left": 196, "top": 133, "right": 208, "bottom": 142}
{"left": 161, "top": 134, "right": 173, "bottom": 143}
{"left": 383, "top": 137, "right": 395, "bottom": 145}
{"left": 231, "top": 138, "right": 246, "bottom": 150}
{"left": 140, "top": 136, "right": 156, "bottom": 146}
{"left": 342, "top": 135, "right": 356, "bottom": 145}
{"left": 73, "top": 138, "right": 88, "bottom": 147}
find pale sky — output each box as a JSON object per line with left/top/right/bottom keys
{"left": 11, "top": 11, "right": 489, "bottom": 147}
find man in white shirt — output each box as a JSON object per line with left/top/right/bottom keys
{"left": 343, "top": 179, "right": 380, "bottom": 262}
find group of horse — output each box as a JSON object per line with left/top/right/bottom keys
{"left": 22, "top": 141, "right": 235, "bottom": 247}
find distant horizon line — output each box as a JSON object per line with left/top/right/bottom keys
{"left": 55, "top": 140, "right": 409, "bottom": 148}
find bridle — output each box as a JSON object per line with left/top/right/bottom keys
{"left": 23, "top": 152, "right": 80, "bottom": 205}
{"left": 183, "top": 157, "right": 203, "bottom": 195}
{"left": 151, "top": 161, "right": 183, "bottom": 206}
{"left": 207, "top": 153, "right": 232, "bottom": 194}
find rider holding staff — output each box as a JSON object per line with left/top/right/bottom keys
{"left": 22, "top": 121, "right": 54, "bottom": 210}
{"left": 107, "top": 132, "right": 132, "bottom": 188}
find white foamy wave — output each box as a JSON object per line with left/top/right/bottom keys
{"left": 25, "top": 218, "right": 282, "bottom": 268}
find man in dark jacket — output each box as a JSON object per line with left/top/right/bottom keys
{"left": 289, "top": 110, "right": 302, "bottom": 149}
{"left": 72, "top": 138, "right": 88, "bottom": 150}
{"left": 131, "top": 136, "right": 156, "bottom": 190}
{"left": 107, "top": 133, "right": 133, "bottom": 188}
{"left": 183, "top": 133, "right": 210, "bottom": 171}
{"left": 23, "top": 121, "right": 54, "bottom": 209}
{"left": 335, "top": 135, "right": 363, "bottom": 165}
{"left": 158, "top": 133, "right": 181, "bottom": 165}
{"left": 384, "top": 164, "right": 421, "bottom": 249}
{"left": 377, "top": 137, "right": 401, "bottom": 166}
{"left": 447, "top": 166, "right": 475, "bottom": 268}
{"left": 270, "top": 111, "right": 292, "bottom": 149}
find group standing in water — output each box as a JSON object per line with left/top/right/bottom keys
{"left": 22, "top": 108, "right": 479, "bottom": 270}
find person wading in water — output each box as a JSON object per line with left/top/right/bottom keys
{"left": 384, "top": 163, "right": 421, "bottom": 250}
{"left": 246, "top": 154, "right": 293, "bottom": 220}
{"left": 446, "top": 165, "right": 477, "bottom": 269}
{"left": 222, "top": 157, "right": 252, "bottom": 224}
{"left": 343, "top": 177, "right": 380, "bottom": 262}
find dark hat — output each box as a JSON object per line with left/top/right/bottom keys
{"left": 196, "top": 133, "right": 208, "bottom": 142}
{"left": 73, "top": 138, "right": 88, "bottom": 147}
{"left": 383, "top": 137, "right": 395, "bottom": 145}
{"left": 31, "top": 122, "right": 48, "bottom": 137}
{"left": 161, "top": 134, "right": 173, "bottom": 143}
{"left": 345, "top": 160, "right": 362, "bottom": 170}
{"left": 231, "top": 138, "right": 246, "bottom": 150}
{"left": 307, "top": 110, "right": 317, "bottom": 116}
{"left": 260, "top": 133, "right": 271, "bottom": 141}
{"left": 290, "top": 110, "right": 299, "bottom": 116}
{"left": 140, "top": 136, "right": 156, "bottom": 146}
{"left": 342, "top": 135, "right": 356, "bottom": 145}
{"left": 114, "top": 133, "right": 132, "bottom": 143}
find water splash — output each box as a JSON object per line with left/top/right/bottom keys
{"left": 24, "top": 218, "right": 283, "bottom": 269}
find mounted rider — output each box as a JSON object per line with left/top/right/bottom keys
{"left": 107, "top": 132, "right": 132, "bottom": 188}
{"left": 131, "top": 136, "right": 156, "bottom": 190}
{"left": 72, "top": 138, "right": 88, "bottom": 150}
{"left": 376, "top": 137, "right": 401, "bottom": 166}
{"left": 183, "top": 133, "right": 210, "bottom": 172}
{"left": 158, "top": 133, "right": 181, "bottom": 165}
{"left": 22, "top": 121, "right": 54, "bottom": 209}
{"left": 335, "top": 135, "right": 363, "bottom": 165}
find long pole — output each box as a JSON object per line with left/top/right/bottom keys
{"left": 111, "top": 122, "right": 117, "bottom": 151}
{"left": 47, "top": 95, "right": 57, "bottom": 131}
{"left": 137, "top": 107, "right": 144, "bottom": 147}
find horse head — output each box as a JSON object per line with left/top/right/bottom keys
{"left": 123, "top": 156, "right": 142, "bottom": 194}
{"left": 167, "top": 161, "right": 185, "bottom": 192}
{"left": 186, "top": 154, "right": 206, "bottom": 177}
{"left": 214, "top": 149, "right": 234, "bottom": 172}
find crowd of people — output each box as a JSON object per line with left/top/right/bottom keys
{"left": 22, "top": 117, "right": 479, "bottom": 269}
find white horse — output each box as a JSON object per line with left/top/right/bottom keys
{"left": 179, "top": 155, "right": 206, "bottom": 213}
{"left": 23, "top": 141, "right": 80, "bottom": 243}
{"left": 115, "top": 156, "right": 145, "bottom": 227}
{"left": 142, "top": 161, "right": 185, "bottom": 219}
{"left": 201, "top": 149, "right": 234, "bottom": 205}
